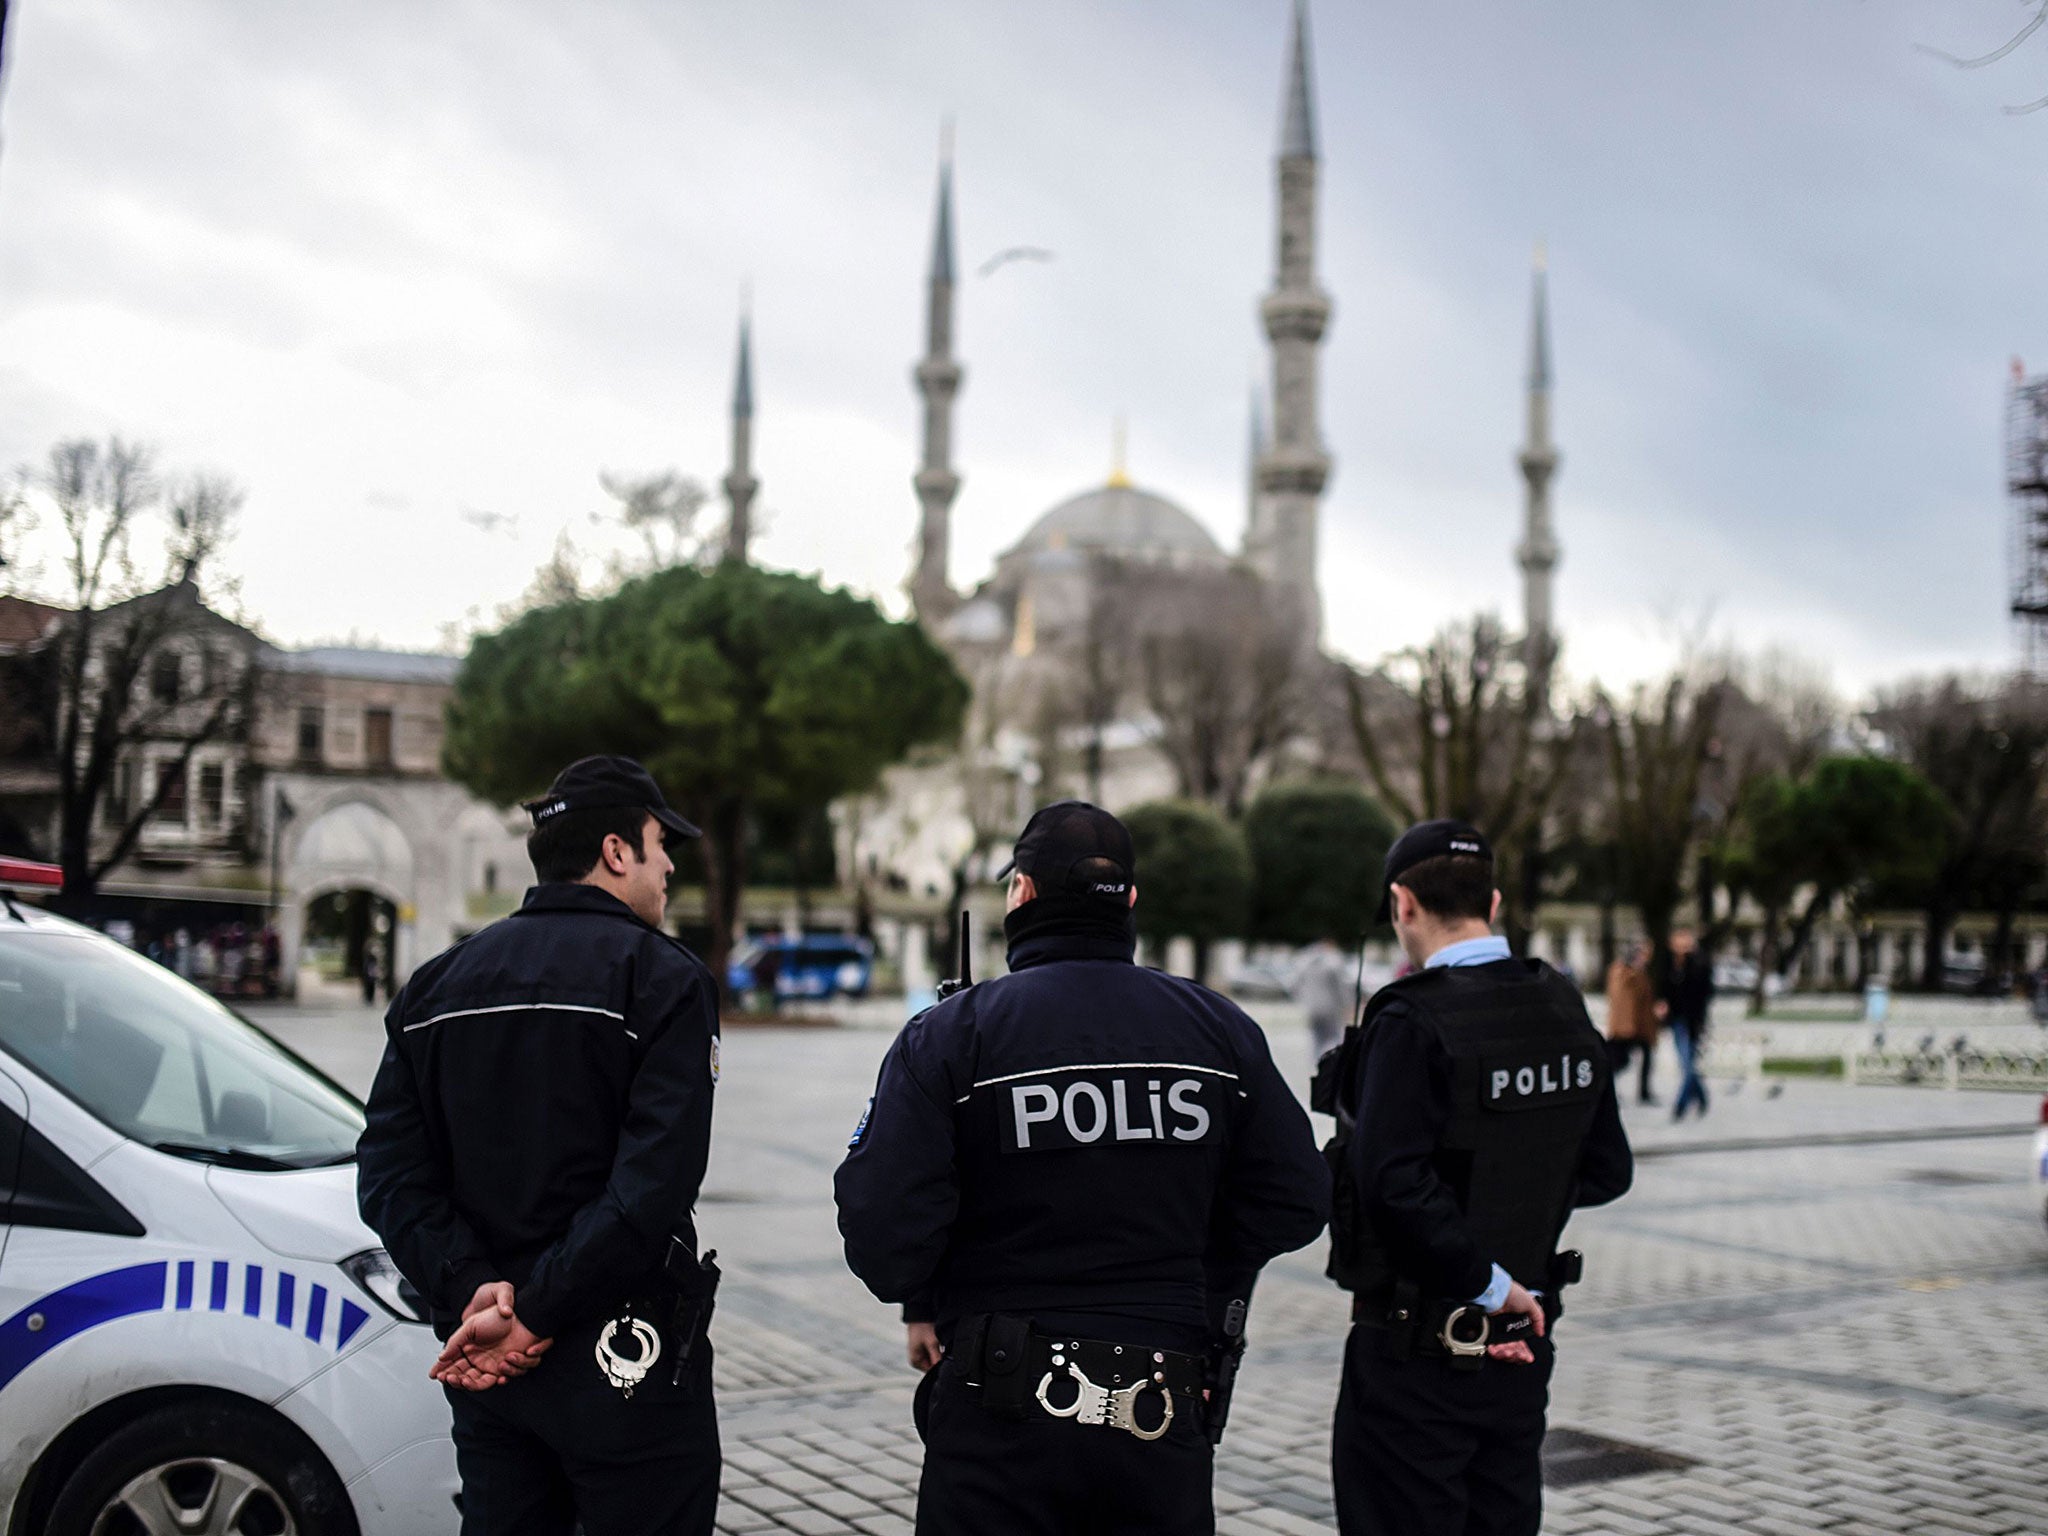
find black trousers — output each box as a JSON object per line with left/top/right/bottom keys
{"left": 913, "top": 1359, "right": 1214, "bottom": 1535}
{"left": 446, "top": 1329, "right": 720, "bottom": 1536}
{"left": 1607, "top": 1036, "right": 1655, "bottom": 1101}
{"left": 1332, "top": 1323, "right": 1554, "bottom": 1536}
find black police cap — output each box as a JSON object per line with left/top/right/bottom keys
{"left": 1376, "top": 818, "right": 1493, "bottom": 923}
{"left": 995, "top": 800, "right": 1136, "bottom": 902}
{"left": 522, "top": 755, "right": 701, "bottom": 841}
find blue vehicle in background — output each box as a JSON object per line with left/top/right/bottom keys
{"left": 728, "top": 934, "right": 875, "bottom": 1002}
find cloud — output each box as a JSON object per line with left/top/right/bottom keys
{"left": 0, "top": 0, "right": 2029, "bottom": 695}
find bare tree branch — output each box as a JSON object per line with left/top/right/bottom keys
{"left": 600, "top": 469, "right": 711, "bottom": 570}
{"left": 1916, "top": 1, "right": 2048, "bottom": 69}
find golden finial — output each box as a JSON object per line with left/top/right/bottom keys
{"left": 1107, "top": 414, "right": 1131, "bottom": 488}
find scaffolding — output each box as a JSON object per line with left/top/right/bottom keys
{"left": 2008, "top": 365, "right": 2048, "bottom": 675}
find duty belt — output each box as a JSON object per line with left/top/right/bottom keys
{"left": 957, "top": 1314, "right": 1203, "bottom": 1441}
{"left": 1351, "top": 1252, "right": 1582, "bottom": 1374}
{"left": 1351, "top": 1291, "right": 1495, "bottom": 1371}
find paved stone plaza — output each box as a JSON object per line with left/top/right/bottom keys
{"left": 260, "top": 1001, "right": 2048, "bottom": 1536}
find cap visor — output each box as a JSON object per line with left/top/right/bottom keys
{"left": 993, "top": 858, "right": 1017, "bottom": 882}
{"left": 651, "top": 806, "right": 702, "bottom": 840}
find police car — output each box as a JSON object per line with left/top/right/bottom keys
{"left": 0, "top": 858, "right": 455, "bottom": 1535}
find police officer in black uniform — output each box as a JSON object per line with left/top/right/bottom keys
{"left": 358, "top": 756, "right": 724, "bottom": 1536}
{"left": 835, "top": 801, "right": 1330, "bottom": 1536}
{"left": 1317, "top": 819, "right": 1632, "bottom": 1536}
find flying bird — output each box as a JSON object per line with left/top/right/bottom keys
{"left": 978, "top": 246, "right": 1055, "bottom": 278}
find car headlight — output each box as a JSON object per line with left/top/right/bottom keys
{"left": 340, "top": 1248, "right": 429, "bottom": 1323}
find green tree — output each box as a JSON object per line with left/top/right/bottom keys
{"left": 1797, "top": 755, "right": 1950, "bottom": 987}
{"left": 1244, "top": 781, "right": 1395, "bottom": 947}
{"left": 1725, "top": 756, "right": 1949, "bottom": 997}
{"left": 1870, "top": 678, "right": 2048, "bottom": 990}
{"left": 445, "top": 562, "right": 968, "bottom": 999}
{"left": 1122, "top": 799, "right": 1250, "bottom": 985}
{"left": 1718, "top": 770, "right": 1804, "bottom": 1012}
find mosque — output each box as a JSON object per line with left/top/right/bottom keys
{"left": 907, "top": 1, "right": 1334, "bottom": 667}
{"left": 713, "top": 0, "right": 1564, "bottom": 904}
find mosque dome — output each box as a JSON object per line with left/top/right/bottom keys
{"left": 1005, "top": 481, "right": 1225, "bottom": 568}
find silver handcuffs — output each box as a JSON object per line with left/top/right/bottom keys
{"left": 595, "top": 1314, "right": 663, "bottom": 1398}
{"left": 1437, "top": 1304, "right": 1491, "bottom": 1358}
{"left": 1035, "top": 1360, "right": 1174, "bottom": 1441}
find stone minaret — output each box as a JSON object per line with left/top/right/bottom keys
{"left": 722, "top": 310, "right": 758, "bottom": 564}
{"left": 1517, "top": 248, "right": 1561, "bottom": 707}
{"left": 1246, "top": 381, "right": 1267, "bottom": 532}
{"left": 1251, "top": 0, "right": 1332, "bottom": 647}
{"left": 911, "top": 142, "right": 962, "bottom": 624}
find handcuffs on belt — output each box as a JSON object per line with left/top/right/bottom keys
{"left": 1435, "top": 1303, "right": 1491, "bottom": 1358}
{"left": 1033, "top": 1341, "right": 1176, "bottom": 1441}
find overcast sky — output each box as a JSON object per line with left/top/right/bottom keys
{"left": 0, "top": 0, "right": 2041, "bottom": 696}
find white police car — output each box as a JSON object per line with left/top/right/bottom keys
{"left": 0, "top": 859, "right": 455, "bottom": 1535}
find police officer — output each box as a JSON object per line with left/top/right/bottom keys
{"left": 357, "top": 755, "right": 724, "bottom": 1536}
{"left": 1318, "top": 819, "right": 1632, "bottom": 1536}
{"left": 835, "top": 801, "right": 1330, "bottom": 1536}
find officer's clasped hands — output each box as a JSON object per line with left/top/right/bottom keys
{"left": 428, "top": 1281, "right": 555, "bottom": 1391}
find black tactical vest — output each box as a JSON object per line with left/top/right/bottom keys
{"left": 1314, "top": 958, "right": 1607, "bottom": 1299}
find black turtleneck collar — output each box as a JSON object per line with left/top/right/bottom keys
{"left": 1003, "top": 891, "right": 1137, "bottom": 971}
{"left": 515, "top": 882, "right": 646, "bottom": 926}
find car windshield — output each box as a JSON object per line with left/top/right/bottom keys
{"left": 0, "top": 928, "right": 363, "bottom": 1170}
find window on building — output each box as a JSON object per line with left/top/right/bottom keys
{"left": 199, "top": 763, "right": 226, "bottom": 826}
{"left": 150, "top": 650, "right": 183, "bottom": 705}
{"left": 107, "top": 760, "right": 131, "bottom": 823}
{"left": 154, "top": 761, "right": 188, "bottom": 824}
{"left": 364, "top": 708, "right": 394, "bottom": 770}
{"left": 297, "top": 706, "right": 324, "bottom": 765}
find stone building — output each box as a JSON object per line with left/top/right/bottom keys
{"left": 0, "top": 590, "right": 526, "bottom": 993}
{"left": 259, "top": 647, "right": 528, "bottom": 991}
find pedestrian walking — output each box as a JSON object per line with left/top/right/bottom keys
{"left": 1662, "top": 925, "right": 1715, "bottom": 1121}
{"left": 835, "top": 800, "right": 1330, "bottom": 1536}
{"left": 359, "top": 943, "right": 380, "bottom": 1005}
{"left": 357, "top": 755, "right": 724, "bottom": 1536}
{"left": 1603, "top": 940, "right": 1659, "bottom": 1105}
{"left": 1296, "top": 934, "right": 1356, "bottom": 1060}
{"left": 1315, "top": 819, "right": 1633, "bottom": 1536}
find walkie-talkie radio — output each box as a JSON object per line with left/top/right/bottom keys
{"left": 936, "top": 910, "right": 973, "bottom": 1001}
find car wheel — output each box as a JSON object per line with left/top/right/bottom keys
{"left": 46, "top": 1399, "right": 357, "bottom": 1536}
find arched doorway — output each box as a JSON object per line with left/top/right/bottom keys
{"left": 302, "top": 888, "right": 398, "bottom": 1005}
{"left": 283, "top": 798, "right": 417, "bottom": 996}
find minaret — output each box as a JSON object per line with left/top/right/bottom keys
{"left": 911, "top": 137, "right": 963, "bottom": 624}
{"left": 1252, "top": 0, "right": 1332, "bottom": 647}
{"left": 1246, "top": 382, "right": 1267, "bottom": 533}
{"left": 1517, "top": 247, "right": 1561, "bottom": 708}
{"left": 722, "top": 309, "right": 758, "bottom": 564}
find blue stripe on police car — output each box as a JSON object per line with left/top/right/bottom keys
{"left": 0, "top": 1259, "right": 374, "bottom": 1394}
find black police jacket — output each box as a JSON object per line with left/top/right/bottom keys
{"left": 356, "top": 882, "right": 719, "bottom": 1339}
{"left": 1337, "top": 958, "right": 1632, "bottom": 1303}
{"left": 834, "top": 898, "right": 1330, "bottom": 1351}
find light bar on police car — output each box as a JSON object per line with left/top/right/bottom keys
{"left": 0, "top": 856, "right": 63, "bottom": 889}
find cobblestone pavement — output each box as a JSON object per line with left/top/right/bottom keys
{"left": 256, "top": 1002, "right": 2048, "bottom": 1535}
